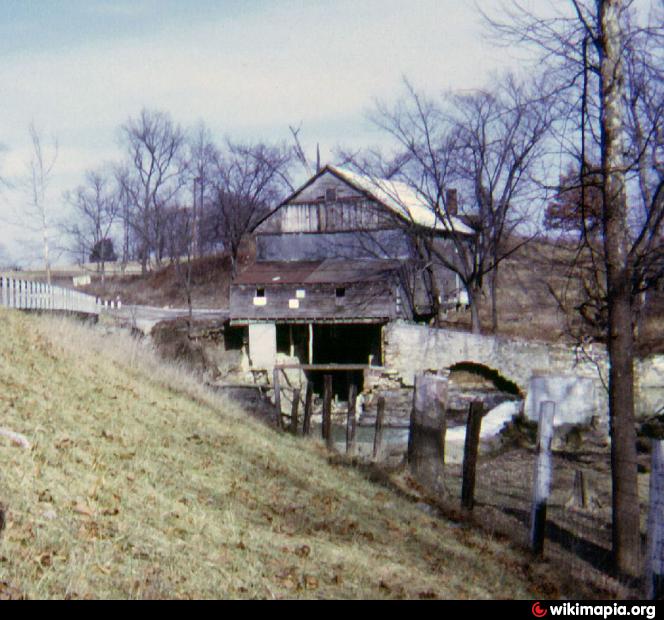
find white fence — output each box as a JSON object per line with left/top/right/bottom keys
{"left": 0, "top": 276, "right": 100, "bottom": 315}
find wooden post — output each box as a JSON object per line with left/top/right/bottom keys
{"left": 408, "top": 374, "right": 448, "bottom": 494}
{"left": 647, "top": 439, "right": 664, "bottom": 599}
{"left": 346, "top": 384, "right": 357, "bottom": 456}
{"left": 530, "top": 400, "right": 555, "bottom": 556}
{"left": 323, "top": 374, "right": 333, "bottom": 450}
{"left": 290, "top": 388, "right": 300, "bottom": 436}
{"left": 572, "top": 469, "right": 588, "bottom": 509}
{"left": 461, "top": 400, "right": 484, "bottom": 510}
{"left": 302, "top": 381, "right": 314, "bottom": 436}
{"left": 273, "top": 368, "right": 283, "bottom": 430}
{"left": 308, "top": 323, "right": 313, "bottom": 364}
{"left": 373, "top": 396, "right": 386, "bottom": 461}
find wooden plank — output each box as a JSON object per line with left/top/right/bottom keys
{"left": 273, "top": 368, "right": 283, "bottom": 430}
{"left": 461, "top": 400, "right": 484, "bottom": 511}
{"left": 308, "top": 323, "right": 313, "bottom": 364}
{"left": 373, "top": 396, "right": 386, "bottom": 461}
{"left": 346, "top": 384, "right": 357, "bottom": 456}
{"left": 275, "top": 364, "right": 372, "bottom": 371}
{"left": 572, "top": 469, "right": 588, "bottom": 509}
{"left": 408, "top": 374, "right": 448, "bottom": 494}
{"left": 647, "top": 439, "right": 664, "bottom": 599}
{"left": 323, "top": 374, "right": 333, "bottom": 450}
{"left": 302, "top": 381, "right": 314, "bottom": 436}
{"left": 530, "top": 400, "right": 555, "bottom": 556}
{"left": 290, "top": 388, "right": 300, "bottom": 436}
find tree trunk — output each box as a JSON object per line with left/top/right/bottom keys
{"left": 490, "top": 265, "right": 499, "bottom": 334}
{"left": 468, "top": 283, "right": 482, "bottom": 334}
{"left": 599, "top": 0, "right": 641, "bottom": 579}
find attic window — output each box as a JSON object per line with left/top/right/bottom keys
{"left": 325, "top": 188, "right": 337, "bottom": 202}
{"left": 256, "top": 288, "right": 265, "bottom": 298}
{"left": 335, "top": 287, "right": 346, "bottom": 299}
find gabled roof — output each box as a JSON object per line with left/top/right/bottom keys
{"left": 282, "top": 165, "right": 473, "bottom": 235}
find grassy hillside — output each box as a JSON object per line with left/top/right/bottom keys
{"left": 0, "top": 309, "right": 563, "bottom": 600}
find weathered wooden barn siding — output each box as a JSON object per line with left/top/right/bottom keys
{"left": 257, "top": 175, "right": 394, "bottom": 235}
{"left": 256, "top": 229, "right": 413, "bottom": 261}
{"left": 230, "top": 281, "right": 404, "bottom": 323}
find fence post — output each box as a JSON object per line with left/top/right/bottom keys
{"left": 373, "top": 396, "right": 386, "bottom": 461}
{"left": 290, "top": 388, "right": 300, "bottom": 436}
{"left": 273, "top": 368, "right": 282, "bottom": 430}
{"left": 647, "top": 439, "right": 664, "bottom": 599}
{"left": 530, "top": 400, "right": 555, "bottom": 556}
{"left": 461, "top": 400, "right": 484, "bottom": 511}
{"left": 302, "top": 381, "right": 313, "bottom": 436}
{"left": 1, "top": 276, "right": 6, "bottom": 307}
{"left": 571, "top": 469, "right": 588, "bottom": 509}
{"left": 346, "top": 384, "right": 357, "bottom": 456}
{"left": 323, "top": 374, "right": 333, "bottom": 450}
{"left": 408, "top": 374, "right": 448, "bottom": 493}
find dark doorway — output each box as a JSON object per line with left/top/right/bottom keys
{"left": 309, "top": 323, "right": 383, "bottom": 397}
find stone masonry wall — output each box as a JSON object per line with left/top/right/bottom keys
{"left": 383, "top": 321, "right": 663, "bottom": 420}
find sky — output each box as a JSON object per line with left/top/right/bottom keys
{"left": 0, "top": 0, "right": 549, "bottom": 266}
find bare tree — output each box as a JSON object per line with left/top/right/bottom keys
{"left": 25, "top": 122, "right": 58, "bottom": 284}
{"left": 63, "top": 169, "right": 121, "bottom": 284}
{"left": 360, "top": 75, "right": 552, "bottom": 333}
{"left": 117, "top": 109, "right": 188, "bottom": 274}
{"left": 185, "top": 123, "right": 219, "bottom": 258}
{"left": 204, "top": 140, "right": 294, "bottom": 276}
{"left": 165, "top": 204, "right": 196, "bottom": 333}
{"left": 486, "top": 0, "right": 664, "bottom": 579}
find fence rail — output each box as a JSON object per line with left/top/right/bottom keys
{"left": 0, "top": 276, "right": 100, "bottom": 315}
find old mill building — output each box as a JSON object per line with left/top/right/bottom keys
{"left": 229, "top": 165, "right": 472, "bottom": 395}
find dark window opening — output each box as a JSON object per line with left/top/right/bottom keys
{"left": 256, "top": 288, "right": 265, "bottom": 298}
{"left": 335, "top": 287, "right": 346, "bottom": 298}
{"left": 276, "top": 324, "right": 309, "bottom": 360}
{"left": 224, "top": 325, "right": 247, "bottom": 351}
{"left": 325, "top": 188, "right": 337, "bottom": 202}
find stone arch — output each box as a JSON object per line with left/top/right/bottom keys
{"left": 447, "top": 361, "right": 523, "bottom": 398}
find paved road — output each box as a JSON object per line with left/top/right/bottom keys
{"left": 104, "top": 304, "right": 229, "bottom": 334}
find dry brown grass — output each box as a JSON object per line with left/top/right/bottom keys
{"left": 0, "top": 308, "right": 573, "bottom": 600}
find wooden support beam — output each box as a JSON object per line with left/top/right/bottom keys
{"left": 461, "top": 400, "right": 484, "bottom": 511}
{"left": 273, "top": 368, "right": 282, "bottom": 430}
{"left": 373, "top": 396, "right": 386, "bottom": 461}
{"left": 302, "top": 381, "right": 314, "bottom": 436}
{"left": 308, "top": 323, "right": 313, "bottom": 364}
{"left": 290, "top": 388, "right": 300, "bottom": 436}
{"left": 572, "top": 469, "right": 588, "bottom": 509}
{"left": 275, "top": 364, "right": 371, "bottom": 371}
{"left": 346, "top": 384, "right": 357, "bottom": 456}
{"left": 323, "top": 374, "right": 333, "bottom": 450}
